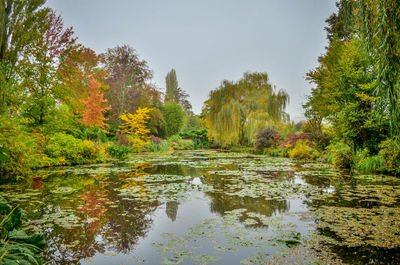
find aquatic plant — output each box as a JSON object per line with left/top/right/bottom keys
{"left": 0, "top": 197, "right": 45, "bottom": 264}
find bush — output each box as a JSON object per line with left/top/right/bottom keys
{"left": 80, "top": 127, "right": 107, "bottom": 142}
{"left": 279, "top": 133, "right": 309, "bottom": 148}
{"left": 183, "top": 115, "right": 203, "bottom": 131}
{"left": 0, "top": 116, "right": 47, "bottom": 181}
{"left": 327, "top": 142, "right": 354, "bottom": 168}
{"left": 180, "top": 129, "right": 210, "bottom": 148}
{"left": 169, "top": 134, "right": 182, "bottom": 142}
{"left": 45, "top": 133, "right": 85, "bottom": 164}
{"left": 255, "top": 128, "right": 278, "bottom": 150}
{"left": 309, "top": 131, "right": 331, "bottom": 149}
{"left": 288, "top": 140, "right": 320, "bottom": 160}
{"left": 116, "top": 131, "right": 130, "bottom": 146}
{"left": 378, "top": 138, "right": 400, "bottom": 174}
{"left": 150, "top": 135, "right": 162, "bottom": 145}
{"left": 163, "top": 102, "right": 185, "bottom": 137}
{"left": 107, "top": 144, "right": 131, "bottom": 160}
{"left": 82, "top": 140, "right": 100, "bottom": 160}
{"left": 267, "top": 147, "right": 289, "bottom": 157}
{"left": 45, "top": 133, "right": 105, "bottom": 165}
{"left": 177, "top": 139, "right": 194, "bottom": 150}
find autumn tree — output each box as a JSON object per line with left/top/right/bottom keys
{"left": 119, "top": 107, "right": 153, "bottom": 146}
{"left": 203, "top": 72, "right": 289, "bottom": 146}
{"left": 80, "top": 78, "right": 111, "bottom": 130}
{"left": 104, "top": 45, "right": 161, "bottom": 128}
{"left": 60, "top": 47, "right": 108, "bottom": 115}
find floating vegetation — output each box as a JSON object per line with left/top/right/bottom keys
{"left": 301, "top": 163, "right": 334, "bottom": 170}
{"left": 1, "top": 150, "right": 399, "bottom": 264}
{"left": 127, "top": 174, "right": 192, "bottom": 183}
{"left": 296, "top": 170, "right": 339, "bottom": 177}
{"left": 313, "top": 206, "right": 400, "bottom": 248}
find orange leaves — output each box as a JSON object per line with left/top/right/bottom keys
{"left": 80, "top": 78, "right": 111, "bottom": 130}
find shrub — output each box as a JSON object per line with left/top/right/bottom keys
{"left": 327, "top": 142, "right": 354, "bottom": 168}
{"left": 255, "top": 128, "right": 278, "bottom": 150}
{"left": 0, "top": 117, "right": 46, "bottom": 181}
{"left": 180, "top": 129, "right": 210, "bottom": 148}
{"left": 309, "top": 131, "right": 331, "bottom": 149}
{"left": 267, "top": 147, "right": 290, "bottom": 157}
{"left": 150, "top": 135, "right": 162, "bottom": 145}
{"left": 116, "top": 131, "right": 130, "bottom": 146}
{"left": 288, "top": 140, "right": 320, "bottom": 160}
{"left": 177, "top": 139, "right": 194, "bottom": 150}
{"left": 378, "top": 138, "right": 400, "bottom": 174}
{"left": 183, "top": 115, "right": 203, "bottom": 131}
{"left": 169, "top": 134, "right": 182, "bottom": 142}
{"left": 210, "top": 141, "right": 221, "bottom": 149}
{"left": 82, "top": 140, "right": 99, "bottom": 160}
{"left": 163, "top": 102, "right": 185, "bottom": 137}
{"left": 45, "top": 133, "right": 85, "bottom": 165}
{"left": 279, "top": 133, "right": 309, "bottom": 148}
{"left": 80, "top": 127, "right": 107, "bottom": 142}
{"left": 107, "top": 144, "right": 131, "bottom": 160}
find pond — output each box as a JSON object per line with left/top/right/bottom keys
{"left": 1, "top": 150, "right": 400, "bottom": 264}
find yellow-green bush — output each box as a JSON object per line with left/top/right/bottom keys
{"left": 378, "top": 138, "right": 400, "bottom": 174}
{"left": 288, "top": 140, "right": 320, "bottom": 160}
{"left": 327, "top": 141, "right": 354, "bottom": 168}
{"left": 0, "top": 117, "right": 46, "bottom": 181}
{"left": 82, "top": 140, "right": 99, "bottom": 160}
{"left": 45, "top": 133, "right": 106, "bottom": 165}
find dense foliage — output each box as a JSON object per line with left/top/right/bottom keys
{"left": 202, "top": 72, "right": 289, "bottom": 146}
{"left": 255, "top": 128, "right": 278, "bottom": 150}
{"left": 162, "top": 102, "right": 185, "bottom": 138}
{"left": 0, "top": 0, "right": 201, "bottom": 181}
{"left": 0, "top": 197, "right": 45, "bottom": 264}
{"left": 303, "top": 0, "right": 400, "bottom": 173}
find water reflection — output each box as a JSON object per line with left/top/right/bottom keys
{"left": 0, "top": 152, "right": 399, "bottom": 264}
{"left": 165, "top": 201, "right": 179, "bottom": 221}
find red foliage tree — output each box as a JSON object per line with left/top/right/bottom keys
{"left": 80, "top": 78, "right": 111, "bottom": 130}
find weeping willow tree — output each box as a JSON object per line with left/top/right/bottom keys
{"left": 202, "top": 72, "right": 289, "bottom": 146}
{"left": 357, "top": 0, "right": 400, "bottom": 135}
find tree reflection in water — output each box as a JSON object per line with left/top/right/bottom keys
{"left": 30, "top": 163, "right": 161, "bottom": 264}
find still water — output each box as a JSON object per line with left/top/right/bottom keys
{"left": 1, "top": 150, "right": 399, "bottom": 264}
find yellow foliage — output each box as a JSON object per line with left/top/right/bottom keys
{"left": 119, "top": 107, "right": 153, "bottom": 148}
{"left": 288, "top": 140, "right": 320, "bottom": 160}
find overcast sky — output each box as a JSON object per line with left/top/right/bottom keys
{"left": 46, "top": 0, "right": 337, "bottom": 121}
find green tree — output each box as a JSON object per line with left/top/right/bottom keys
{"left": 164, "top": 68, "right": 192, "bottom": 114}
{"left": 184, "top": 115, "right": 203, "bottom": 131}
{"left": 165, "top": 68, "right": 179, "bottom": 102}
{"left": 162, "top": 102, "right": 185, "bottom": 138}
{"left": 0, "top": 0, "right": 49, "bottom": 113}
{"left": 357, "top": 0, "right": 400, "bottom": 135}
{"left": 305, "top": 33, "right": 389, "bottom": 152}
{"left": 203, "top": 72, "right": 289, "bottom": 146}
{"left": 19, "top": 11, "right": 77, "bottom": 126}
